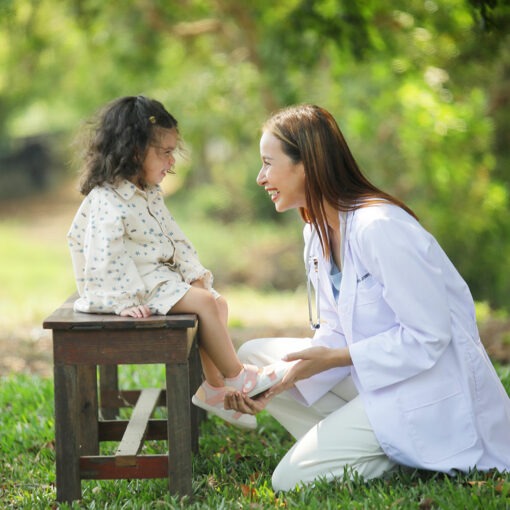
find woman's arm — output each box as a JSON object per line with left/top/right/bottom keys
{"left": 280, "top": 346, "right": 352, "bottom": 389}
{"left": 224, "top": 346, "right": 352, "bottom": 415}
{"left": 348, "top": 208, "right": 454, "bottom": 391}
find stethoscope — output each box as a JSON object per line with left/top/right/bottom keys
{"left": 305, "top": 213, "right": 347, "bottom": 330}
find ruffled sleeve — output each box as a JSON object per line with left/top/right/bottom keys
{"left": 151, "top": 190, "right": 216, "bottom": 292}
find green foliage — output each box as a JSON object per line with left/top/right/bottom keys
{"left": 1, "top": 0, "right": 509, "bottom": 308}
{"left": 2, "top": 369, "right": 510, "bottom": 508}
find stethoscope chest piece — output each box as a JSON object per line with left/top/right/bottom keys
{"left": 306, "top": 253, "right": 321, "bottom": 330}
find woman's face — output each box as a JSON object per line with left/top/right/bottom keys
{"left": 257, "top": 131, "right": 306, "bottom": 212}
{"left": 141, "top": 128, "right": 178, "bottom": 187}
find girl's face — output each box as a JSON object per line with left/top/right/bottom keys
{"left": 257, "top": 131, "right": 306, "bottom": 212}
{"left": 141, "top": 128, "right": 178, "bottom": 187}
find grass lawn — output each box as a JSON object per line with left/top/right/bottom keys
{"left": 1, "top": 368, "right": 510, "bottom": 509}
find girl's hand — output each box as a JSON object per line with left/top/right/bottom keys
{"left": 190, "top": 279, "right": 206, "bottom": 289}
{"left": 120, "top": 305, "right": 152, "bottom": 318}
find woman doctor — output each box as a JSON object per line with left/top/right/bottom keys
{"left": 225, "top": 104, "right": 510, "bottom": 491}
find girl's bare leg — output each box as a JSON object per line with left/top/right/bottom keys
{"left": 172, "top": 287, "right": 243, "bottom": 381}
{"left": 199, "top": 350, "right": 224, "bottom": 387}
{"left": 197, "top": 296, "right": 229, "bottom": 387}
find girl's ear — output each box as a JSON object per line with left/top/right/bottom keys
{"left": 133, "top": 148, "right": 144, "bottom": 166}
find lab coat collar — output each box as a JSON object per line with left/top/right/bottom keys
{"left": 337, "top": 210, "right": 356, "bottom": 344}
{"left": 311, "top": 211, "right": 353, "bottom": 318}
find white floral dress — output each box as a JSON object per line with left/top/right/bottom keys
{"left": 67, "top": 179, "right": 217, "bottom": 315}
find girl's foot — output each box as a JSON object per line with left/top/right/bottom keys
{"left": 226, "top": 362, "right": 292, "bottom": 398}
{"left": 191, "top": 381, "right": 257, "bottom": 430}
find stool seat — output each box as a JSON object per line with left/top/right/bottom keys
{"left": 43, "top": 295, "right": 203, "bottom": 503}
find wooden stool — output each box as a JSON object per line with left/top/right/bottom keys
{"left": 43, "top": 295, "right": 204, "bottom": 503}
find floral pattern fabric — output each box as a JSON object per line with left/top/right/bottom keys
{"left": 67, "top": 179, "right": 217, "bottom": 314}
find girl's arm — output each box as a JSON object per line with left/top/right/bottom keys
{"left": 161, "top": 208, "right": 216, "bottom": 290}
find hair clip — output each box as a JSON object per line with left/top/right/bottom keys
{"left": 148, "top": 116, "right": 156, "bottom": 124}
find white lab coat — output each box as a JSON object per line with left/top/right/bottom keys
{"left": 295, "top": 202, "right": 510, "bottom": 473}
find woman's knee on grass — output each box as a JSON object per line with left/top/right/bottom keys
{"left": 271, "top": 455, "right": 303, "bottom": 492}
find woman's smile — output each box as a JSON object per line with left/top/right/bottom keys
{"left": 267, "top": 188, "right": 280, "bottom": 202}
{"left": 257, "top": 131, "right": 306, "bottom": 212}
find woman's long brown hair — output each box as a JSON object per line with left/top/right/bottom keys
{"left": 263, "top": 104, "right": 417, "bottom": 258}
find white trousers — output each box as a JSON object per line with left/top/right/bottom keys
{"left": 238, "top": 337, "right": 397, "bottom": 491}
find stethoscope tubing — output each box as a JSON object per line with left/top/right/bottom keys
{"left": 305, "top": 213, "right": 346, "bottom": 330}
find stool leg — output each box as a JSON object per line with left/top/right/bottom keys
{"left": 78, "top": 365, "right": 99, "bottom": 455}
{"left": 99, "top": 365, "right": 119, "bottom": 419}
{"left": 188, "top": 341, "right": 204, "bottom": 453}
{"left": 166, "top": 362, "right": 192, "bottom": 495}
{"left": 54, "top": 363, "right": 82, "bottom": 502}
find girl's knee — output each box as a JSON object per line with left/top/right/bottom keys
{"left": 215, "top": 295, "right": 228, "bottom": 322}
{"left": 173, "top": 286, "right": 217, "bottom": 316}
{"left": 216, "top": 295, "right": 227, "bottom": 309}
{"left": 190, "top": 286, "right": 217, "bottom": 310}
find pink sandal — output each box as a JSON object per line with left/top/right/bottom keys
{"left": 191, "top": 381, "right": 257, "bottom": 430}
{"left": 227, "top": 362, "right": 291, "bottom": 398}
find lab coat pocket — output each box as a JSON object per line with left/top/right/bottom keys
{"left": 352, "top": 275, "right": 394, "bottom": 339}
{"left": 355, "top": 275, "right": 381, "bottom": 305}
{"left": 400, "top": 381, "right": 477, "bottom": 463}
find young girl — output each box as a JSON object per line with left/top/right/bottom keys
{"left": 67, "top": 95, "right": 288, "bottom": 429}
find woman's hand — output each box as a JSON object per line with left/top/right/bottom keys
{"left": 277, "top": 346, "right": 352, "bottom": 390}
{"left": 224, "top": 390, "right": 271, "bottom": 416}
{"left": 120, "top": 305, "right": 152, "bottom": 318}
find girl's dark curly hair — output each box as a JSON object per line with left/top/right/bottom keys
{"left": 78, "top": 95, "right": 179, "bottom": 195}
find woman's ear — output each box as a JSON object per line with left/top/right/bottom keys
{"left": 297, "top": 161, "right": 306, "bottom": 179}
